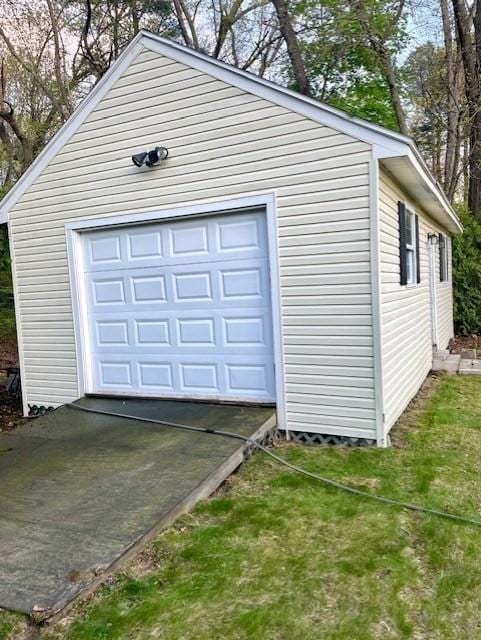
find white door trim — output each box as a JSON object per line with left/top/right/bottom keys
{"left": 65, "top": 192, "right": 286, "bottom": 429}
{"left": 428, "top": 233, "right": 438, "bottom": 349}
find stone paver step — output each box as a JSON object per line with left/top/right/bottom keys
{"left": 432, "top": 353, "right": 481, "bottom": 375}
{"left": 446, "top": 354, "right": 461, "bottom": 363}
{"left": 433, "top": 349, "right": 450, "bottom": 361}
{"left": 459, "top": 359, "right": 481, "bottom": 375}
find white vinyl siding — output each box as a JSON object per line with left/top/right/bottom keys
{"left": 9, "top": 46, "right": 376, "bottom": 439}
{"left": 379, "top": 168, "right": 454, "bottom": 434}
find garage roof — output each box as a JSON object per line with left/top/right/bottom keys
{"left": 0, "top": 30, "right": 462, "bottom": 234}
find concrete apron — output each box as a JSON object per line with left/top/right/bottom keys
{"left": 0, "top": 396, "right": 276, "bottom": 620}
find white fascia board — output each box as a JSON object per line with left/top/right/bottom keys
{"left": 407, "top": 148, "right": 462, "bottom": 233}
{"left": 380, "top": 154, "right": 462, "bottom": 235}
{"left": 0, "top": 33, "right": 146, "bottom": 222}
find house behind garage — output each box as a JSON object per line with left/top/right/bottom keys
{"left": 0, "top": 31, "right": 462, "bottom": 447}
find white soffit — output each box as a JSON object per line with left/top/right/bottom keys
{"left": 381, "top": 156, "right": 462, "bottom": 234}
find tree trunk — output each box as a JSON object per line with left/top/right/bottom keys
{"left": 382, "top": 52, "right": 409, "bottom": 135}
{"left": 464, "top": 136, "right": 470, "bottom": 203}
{"left": 452, "top": 0, "right": 481, "bottom": 215}
{"left": 468, "top": 111, "right": 481, "bottom": 214}
{"left": 352, "top": 0, "right": 408, "bottom": 135}
{"left": 271, "top": 0, "right": 310, "bottom": 95}
{"left": 440, "top": 0, "right": 459, "bottom": 200}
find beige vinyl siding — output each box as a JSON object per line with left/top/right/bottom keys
{"left": 379, "top": 168, "right": 454, "bottom": 433}
{"left": 9, "top": 46, "right": 375, "bottom": 439}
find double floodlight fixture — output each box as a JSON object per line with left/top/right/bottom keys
{"left": 131, "top": 146, "right": 169, "bottom": 168}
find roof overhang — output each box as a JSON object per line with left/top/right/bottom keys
{"left": 0, "top": 30, "right": 462, "bottom": 235}
{"left": 380, "top": 149, "right": 462, "bottom": 235}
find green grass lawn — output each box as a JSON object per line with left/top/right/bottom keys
{"left": 3, "top": 374, "right": 481, "bottom": 639}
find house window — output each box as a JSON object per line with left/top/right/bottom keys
{"left": 405, "top": 210, "right": 416, "bottom": 284}
{"left": 398, "top": 201, "right": 420, "bottom": 285}
{"left": 439, "top": 234, "right": 448, "bottom": 282}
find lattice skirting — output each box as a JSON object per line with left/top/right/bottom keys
{"left": 286, "top": 431, "right": 375, "bottom": 447}
{"left": 243, "top": 425, "right": 279, "bottom": 459}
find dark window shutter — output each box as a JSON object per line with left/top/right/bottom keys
{"left": 439, "top": 233, "right": 446, "bottom": 282}
{"left": 415, "top": 215, "right": 421, "bottom": 283}
{"left": 398, "top": 201, "right": 407, "bottom": 285}
{"left": 446, "top": 237, "right": 449, "bottom": 280}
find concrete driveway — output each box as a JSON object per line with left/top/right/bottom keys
{"left": 0, "top": 396, "right": 275, "bottom": 619}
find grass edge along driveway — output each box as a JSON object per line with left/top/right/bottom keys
{"left": 3, "top": 373, "right": 481, "bottom": 640}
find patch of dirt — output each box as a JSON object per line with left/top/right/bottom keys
{"left": 0, "top": 337, "right": 23, "bottom": 432}
{"left": 389, "top": 373, "right": 440, "bottom": 448}
{"left": 128, "top": 546, "right": 163, "bottom": 576}
{"left": 451, "top": 334, "right": 481, "bottom": 353}
{"left": 0, "top": 336, "right": 18, "bottom": 370}
{"left": 0, "top": 387, "right": 23, "bottom": 432}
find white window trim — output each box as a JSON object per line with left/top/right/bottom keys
{"left": 439, "top": 234, "right": 449, "bottom": 284}
{"left": 399, "top": 201, "right": 419, "bottom": 288}
{"left": 405, "top": 207, "right": 417, "bottom": 287}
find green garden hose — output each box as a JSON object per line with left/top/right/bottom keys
{"left": 69, "top": 402, "right": 481, "bottom": 528}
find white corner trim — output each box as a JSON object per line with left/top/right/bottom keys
{"left": 65, "top": 192, "right": 287, "bottom": 430}
{"left": 7, "top": 226, "right": 28, "bottom": 415}
{"left": 369, "top": 155, "right": 386, "bottom": 447}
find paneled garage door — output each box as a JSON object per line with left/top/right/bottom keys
{"left": 81, "top": 210, "right": 275, "bottom": 402}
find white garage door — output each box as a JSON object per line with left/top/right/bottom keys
{"left": 81, "top": 210, "right": 275, "bottom": 403}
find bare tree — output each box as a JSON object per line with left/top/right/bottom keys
{"left": 0, "top": 0, "right": 283, "bottom": 189}
{"left": 440, "top": 0, "right": 461, "bottom": 199}
{"left": 170, "top": 0, "right": 281, "bottom": 75}
{"left": 452, "top": 0, "right": 481, "bottom": 216}
{"left": 271, "top": 0, "right": 310, "bottom": 95}
{"left": 0, "top": 1, "right": 76, "bottom": 182}
{"left": 75, "top": 0, "right": 176, "bottom": 81}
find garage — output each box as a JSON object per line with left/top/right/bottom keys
{"left": 77, "top": 209, "right": 276, "bottom": 403}
{"left": 1, "top": 32, "right": 462, "bottom": 445}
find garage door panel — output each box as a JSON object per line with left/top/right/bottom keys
{"left": 88, "top": 233, "right": 122, "bottom": 266}
{"left": 92, "top": 353, "right": 275, "bottom": 400}
{"left": 82, "top": 210, "right": 274, "bottom": 402}
{"left": 128, "top": 230, "right": 163, "bottom": 260}
{"left": 130, "top": 274, "right": 167, "bottom": 303}
{"left": 85, "top": 213, "right": 267, "bottom": 271}
{"left": 87, "top": 260, "right": 270, "bottom": 311}
{"left": 84, "top": 212, "right": 268, "bottom": 272}
{"left": 89, "top": 309, "right": 273, "bottom": 355}
{"left": 135, "top": 319, "right": 170, "bottom": 346}
{"left": 95, "top": 320, "right": 130, "bottom": 347}
{"left": 98, "top": 360, "right": 133, "bottom": 388}
{"left": 138, "top": 361, "right": 174, "bottom": 390}
{"left": 91, "top": 278, "right": 127, "bottom": 306}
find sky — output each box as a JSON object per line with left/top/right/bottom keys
{"left": 405, "top": 1, "right": 444, "bottom": 55}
